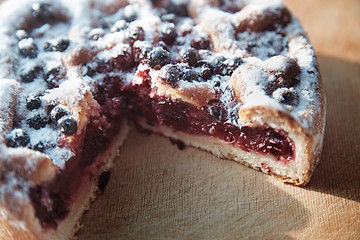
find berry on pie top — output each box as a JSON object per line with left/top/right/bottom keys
{"left": 18, "top": 38, "right": 39, "bottom": 58}
{"left": 147, "top": 46, "right": 171, "bottom": 68}
{"left": 6, "top": 128, "right": 30, "bottom": 148}
{"left": 58, "top": 116, "right": 78, "bottom": 136}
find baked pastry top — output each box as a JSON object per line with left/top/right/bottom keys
{"left": 0, "top": 0, "right": 325, "bottom": 239}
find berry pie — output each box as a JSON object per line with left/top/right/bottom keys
{"left": 0, "top": 0, "right": 326, "bottom": 239}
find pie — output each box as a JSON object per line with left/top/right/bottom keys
{"left": 0, "top": 0, "right": 326, "bottom": 239}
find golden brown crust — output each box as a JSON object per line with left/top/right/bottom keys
{"left": 149, "top": 71, "right": 216, "bottom": 108}
{"left": 197, "top": 12, "right": 243, "bottom": 53}
{"left": 1, "top": 149, "right": 58, "bottom": 185}
{"left": 233, "top": 2, "right": 291, "bottom": 32}
{"left": 238, "top": 105, "right": 318, "bottom": 185}
{"left": 225, "top": 50, "right": 325, "bottom": 185}
{"left": 230, "top": 64, "right": 266, "bottom": 104}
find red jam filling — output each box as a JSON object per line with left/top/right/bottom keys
{"left": 29, "top": 68, "right": 295, "bottom": 228}
{"left": 123, "top": 71, "right": 295, "bottom": 163}
{"left": 30, "top": 96, "right": 127, "bottom": 228}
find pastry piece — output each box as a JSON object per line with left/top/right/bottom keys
{"left": 124, "top": 0, "right": 325, "bottom": 186}
{"left": 0, "top": 1, "right": 131, "bottom": 239}
{"left": 0, "top": 0, "right": 325, "bottom": 239}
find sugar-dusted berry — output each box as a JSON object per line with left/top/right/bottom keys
{"left": 26, "top": 94, "right": 42, "bottom": 110}
{"left": 133, "top": 41, "right": 151, "bottom": 63}
{"left": 27, "top": 113, "right": 49, "bottom": 130}
{"left": 272, "top": 87, "right": 299, "bottom": 106}
{"left": 147, "top": 47, "right": 171, "bottom": 69}
{"left": 20, "top": 66, "right": 42, "bottom": 83}
{"left": 199, "top": 61, "right": 213, "bottom": 80}
{"left": 58, "top": 116, "right": 78, "bottom": 135}
{"left": 50, "top": 105, "right": 71, "bottom": 123}
{"left": 212, "top": 56, "right": 227, "bottom": 75}
{"left": 160, "top": 22, "right": 177, "bottom": 45}
{"left": 31, "top": 2, "right": 54, "bottom": 21}
{"left": 18, "top": 38, "right": 38, "bottom": 58}
{"left": 44, "top": 66, "right": 63, "bottom": 89}
{"left": 159, "top": 64, "right": 181, "bottom": 88}
{"left": 33, "top": 141, "right": 45, "bottom": 152}
{"left": 183, "top": 69, "right": 198, "bottom": 82}
{"left": 44, "top": 38, "right": 70, "bottom": 52}
{"left": 6, "top": 129, "right": 30, "bottom": 148}
{"left": 179, "top": 48, "right": 199, "bottom": 66}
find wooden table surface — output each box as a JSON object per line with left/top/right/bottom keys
{"left": 78, "top": 0, "right": 360, "bottom": 239}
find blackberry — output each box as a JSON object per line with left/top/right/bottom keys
{"left": 26, "top": 94, "right": 42, "bottom": 110}
{"left": 208, "top": 104, "right": 227, "bottom": 120}
{"left": 44, "top": 66, "right": 62, "bottom": 88}
{"left": 6, "top": 129, "right": 30, "bottom": 148}
{"left": 50, "top": 105, "right": 71, "bottom": 123}
{"left": 213, "top": 79, "right": 221, "bottom": 88}
{"left": 58, "top": 116, "right": 78, "bottom": 135}
{"left": 43, "top": 42, "right": 52, "bottom": 51}
{"left": 272, "top": 87, "right": 299, "bottom": 106}
{"left": 179, "top": 48, "right": 199, "bottom": 66}
{"left": 199, "top": 62, "right": 213, "bottom": 80}
{"left": 20, "top": 66, "right": 42, "bottom": 83}
{"left": 147, "top": 47, "right": 171, "bottom": 69}
{"left": 212, "top": 56, "right": 242, "bottom": 76}
{"left": 226, "top": 57, "right": 243, "bottom": 75}
{"left": 208, "top": 100, "right": 227, "bottom": 120}
{"left": 43, "top": 38, "right": 70, "bottom": 52}
{"left": 183, "top": 69, "right": 198, "bottom": 82}
{"left": 27, "top": 113, "right": 49, "bottom": 130}
{"left": 212, "top": 56, "right": 228, "bottom": 75}
{"left": 18, "top": 38, "right": 38, "bottom": 58}
{"left": 33, "top": 141, "right": 45, "bottom": 152}
{"left": 160, "top": 22, "right": 177, "bottom": 45}
{"left": 160, "top": 64, "right": 181, "bottom": 88}
{"left": 31, "top": 2, "right": 54, "bottom": 21}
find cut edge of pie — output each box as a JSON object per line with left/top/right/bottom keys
{"left": 0, "top": 119, "right": 130, "bottom": 240}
